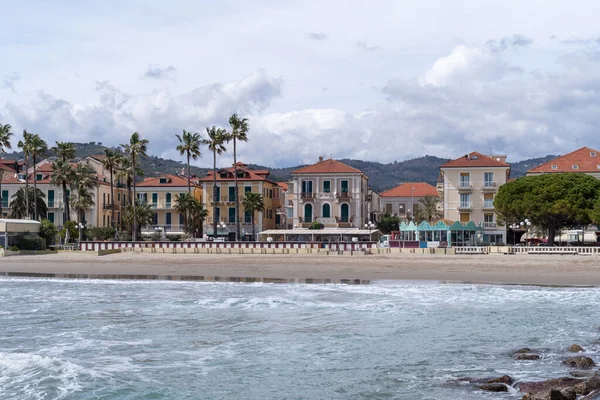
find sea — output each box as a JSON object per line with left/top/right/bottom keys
{"left": 1, "top": 277, "right": 599, "bottom": 399}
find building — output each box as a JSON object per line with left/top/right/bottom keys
{"left": 440, "top": 152, "right": 511, "bottom": 245}
{"left": 289, "top": 157, "right": 369, "bottom": 228}
{"left": 526, "top": 146, "right": 600, "bottom": 179}
{"left": 135, "top": 174, "right": 198, "bottom": 236}
{"left": 198, "top": 162, "right": 282, "bottom": 238}
{"left": 379, "top": 182, "right": 439, "bottom": 221}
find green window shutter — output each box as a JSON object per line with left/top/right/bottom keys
{"left": 48, "top": 212, "right": 55, "bottom": 223}
{"left": 229, "top": 186, "right": 235, "bottom": 201}
{"left": 341, "top": 180, "right": 348, "bottom": 193}
{"left": 244, "top": 210, "right": 251, "bottom": 223}
{"left": 228, "top": 207, "right": 236, "bottom": 223}
{"left": 166, "top": 212, "right": 172, "bottom": 225}
{"left": 323, "top": 181, "right": 330, "bottom": 193}
{"left": 2, "top": 190, "right": 8, "bottom": 207}
{"left": 152, "top": 193, "right": 158, "bottom": 204}
{"left": 166, "top": 193, "right": 171, "bottom": 203}
{"left": 245, "top": 186, "right": 251, "bottom": 193}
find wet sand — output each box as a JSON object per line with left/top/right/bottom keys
{"left": 1, "top": 252, "right": 600, "bottom": 285}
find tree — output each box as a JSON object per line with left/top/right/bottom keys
{"left": 174, "top": 192, "right": 194, "bottom": 234}
{"left": 29, "top": 134, "right": 48, "bottom": 221}
{"left": 175, "top": 130, "right": 202, "bottom": 193}
{"left": 228, "top": 114, "right": 249, "bottom": 241}
{"left": 121, "top": 132, "right": 149, "bottom": 241}
{"left": 591, "top": 199, "right": 600, "bottom": 226}
{"left": 123, "top": 201, "right": 154, "bottom": 237}
{"left": 495, "top": 173, "right": 600, "bottom": 245}
{"left": 51, "top": 142, "right": 76, "bottom": 223}
{"left": 0, "top": 123, "right": 13, "bottom": 217}
{"left": 241, "top": 192, "right": 264, "bottom": 240}
{"left": 377, "top": 213, "right": 400, "bottom": 234}
{"left": 71, "top": 187, "right": 94, "bottom": 242}
{"left": 418, "top": 195, "right": 442, "bottom": 222}
{"left": 17, "top": 130, "right": 33, "bottom": 219}
{"left": 203, "top": 126, "right": 228, "bottom": 237}
{"left": 9, "top": 187, "right": 48, "bottom": 220}
{"left": 40, "top": 219, "right": 58, "bottom": 246}
{"left": 189, "top": 199, "right": 208, "bottom": 238}
{"left": 101, "top": 148, "right": 123, "bottom": 238}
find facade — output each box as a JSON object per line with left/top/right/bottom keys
{"left": 289, "top": 158, "right": 369, "bottom": 229}
{"left": 526, "top": 146, "right": 600, "bottom": 179}
{"left": 135, "top": 174, "right": 199, "bottom": 236}
{"left": 198, "top": 163, "right": 282, "bottom": 238}
{"left": 379, "top": 182, "right": 439, "bottom": 221}
{"left": 440, "top": 152, "right": 511, "bottom": 245}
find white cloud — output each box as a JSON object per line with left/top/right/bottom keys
{"left": 143, "top": 64, "right": 177, "bottom": 81}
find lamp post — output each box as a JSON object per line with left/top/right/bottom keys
{"left": 77, "top": 222, "right": 84, "bottom": 245}
{"left": 411, "top": 187, "right": 415, "bottom": 220}
{"left": 510, "top": 219, "right": 532, "bottom": 247}
{"left": 154, "top": 226, "right": 164, "bottom": 241}
{"left": 364, "top": 221, "right": 376, "bottom": 241}
{"left": 218, "top": 222, "right": 227, "bottom": 238}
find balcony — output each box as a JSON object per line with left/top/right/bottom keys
{"left": 482, "top": 182, "right": 497, "bottom": 192}
{"left": 457, "top": 182, "right": 473, "bottom": 192}
{"left": 337, "top": 191, "right": 350, "bottom": 199}
{"left": 457, "top": 202, "right": 473, "bottom": 211}
{"left": 301, "top": 192, "right": 314, "bottom": 199}
{"left": 483, "top": 201, "right": 495, "bottom": 210}
{"left": 1, "top": 201, "right": 8, "bottom": 209}
{"left": 220, "top": 196, "right": 237, "bottom": 203}
{"left": 103, "top": 204, "right": 113, "bottom": 210}
{"left": 483, "top": 222, "right": 497, "bottom": 229}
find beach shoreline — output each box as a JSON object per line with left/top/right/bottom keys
{"left": 1, "top": 252, "right": 600, "bottom": 286}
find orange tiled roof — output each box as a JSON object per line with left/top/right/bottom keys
{"left": 440, "top": 152, "right": 510, "bottom": 168}
{"left": 277, "top": 182, "right": 289, "bottom": 191}
{"left": 527, "top": 147, "right": 600, "bottom": 174}
{"left": 89, "top": 154, "right": 107, "bottom": 160}
{"left": 292, "top": 159, "right": 363, "bottom": 174}
{"left": 380, "top": 182, "right": 439, "bottom": 197}
{"left": 137, "top": 174, "right": 191, "bottom": 187}
{"left": 198, "top": 164, "right": 275, "bottom": 183}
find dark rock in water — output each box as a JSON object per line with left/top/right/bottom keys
{"left": 586, "top": 374, "right": 600, "bottom": 391}
{"left": 570, "top": 370, "right": 596, "bottom": 378}
{"left": 515, "top": 353, "right": 542, "bottom": 360}
{"left": 486, "top": 375, "right": 513, "bottom": 385}
{"left": 563, "top": 356, "right": 596, "bottom": 369}
{"left": 567, "top": 344, "right": 585, "bottom": 353}
{"left": 550, "top": 388, "right": 577, "bottom": 400}
{"left": 518, "top": 377, "right": 585, "bottom": 398}
{"left": 580, "top": 389, "right": 600, "bottom": 399}
{"left": 478, "top": 383, "right": 508, "bottom": 392}
{"left": 515, "top": 347, "right": 534, "bottom": 354}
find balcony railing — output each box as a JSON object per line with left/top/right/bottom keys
{"left": 458, "top": 182, "right": 472, "bottom": 189}
{"left": 337, "top": 191, "right": 350, "bottom": 198}
{"left": 483, "top": 201, "right": 494, "bottom": 209}
{"left": 1, "top": 201, "right": 8, "bottom": 208}
{"left": 301, "top": 192, "right": 314, "bottom": 199}
{"left": 483, "top": 222, "right": 497, "bottom": 228}
{"left": 483, "top": 181, "right": 496, "bottom": 188}
{"left": 458, "top": 203, "right": 473, "bottom": 210}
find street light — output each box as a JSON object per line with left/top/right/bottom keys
{"left": 509, "top": 219, "right": 532, "bottom": 246}
{"left": 77, "top": 222, "right": 84, "bottom": 244}
{"left": 217, "top": 222, "right": 227, "bottom": 238}
{"left": 364, "top": 221, "right": 376, "bottom": 241}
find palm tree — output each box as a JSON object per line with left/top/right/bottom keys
{"left": 101, "top": 149, "right": 122, "bottom": 237}
{"left": 72, "top": 163, "right": 97, "bottom": 192}
{"left": 29, "top": 134, "right": 48, "bottom": 221}
{"left": 174, "top": 192, "right": 194, "bottom": 234}
{"left": 228, "top": 114, "right": 249, "bottom": 241}
{"left": 123, "top": 201, "right": 154, "bottom": 238}
{"left": 71, "top": 187, "right": 94, "bottom": 242}
{"left": 121, "top": 132, "right": 149, "bottom": 241}
{"left": 189, "top": 199, "right": 208, "bottom": 238}
{"left": 418, "top": 195, "right": 442, "bottom": 222}
{"left": 17, "top": 130, "right": 33, "bottom": 219}
{"left": 51, "top": 142, "right": 76, "bottom": 223}
{"left": 0, "top": 123, "right": 14, "bottom": 217}
{"left": 175, "top": 130, "right": 202, "bottom": 193}
{"left": 203, "top": 126, "right": 228, "bottom": 238}
{"left": 9, "top": 187, "right": 47, "bottom": 220}
{"left": 241, "top": 192, "right": 264, "bottom": 241}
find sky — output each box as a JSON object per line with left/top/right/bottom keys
{"left": 2, "top": 0, "right": 600, "bottom": 169}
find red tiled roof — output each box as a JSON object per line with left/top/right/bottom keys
{"left": 380, "top": 182, "right": 439, "bottom": 197}
{"left": 198, "top": 164, "right": 273, "bottom": 183}
{"left": 89, "top": 154, "right": 107, "bottom": 160}
{"left": 292, "top": 159, "right": 363, "bottom": 174}
{"left": 137, "top": 174, "right": 191, "bottom": 187}
{"left": 440, "top": 152, "right": 510, "bottom": 168}
{"left": 277, "top": 182, "right": 289, "bottom": 191}
{"left": 527, "top": 147, "right": 600, "bottom": 174}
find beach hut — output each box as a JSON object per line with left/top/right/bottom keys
{"left": 0, "top": 219, "right": 42, "bottom": 248}
{"left": 392, "top": 220, "right": 484, "bottom": 248}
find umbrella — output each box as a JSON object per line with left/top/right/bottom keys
{"left": 64, "top": 227, "right": 70, "bottom": 244}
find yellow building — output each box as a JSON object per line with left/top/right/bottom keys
{"left": 198, "top": 162, "right": 282, "bottom": 239}
{"left": 135, "top": 174, "right": 201, "bottom": 236}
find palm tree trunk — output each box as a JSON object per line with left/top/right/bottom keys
{"left": 132, "top": 155, "right": 137, "bottom": 242}
{"left": 187, "top": 152, "right": 191, "bottom": 193}
{"left": 213, "top": 150, "right": 217, "bottom": 238}
{"left": 110, "top": 167, "right": 117, "bottom": 240}
{"left": 0, "top": 173, "right": 4, "bottom": 217}
{"left": 24, "top": 156, "right": 29, "bottom": 219}
{"left": 233, "top": 138, "right": 240, "bottom": 241}
{"left": 62, "top": 181, "right": 70, "bottom": 223}
{"left": 33, "top": 154, "right": 37, "bottom": 221}
{"left": 251, "top": 212, "right": 255, "bottom": 241}
{"left": 78, "top": 209, "right": 83, "bottom": 243}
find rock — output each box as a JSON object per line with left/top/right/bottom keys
{"left": 485, "top": 375, "right": 513, "bottom": 385}
{"left": 515, "top": 353, "right": 542, "bottom": 360}
{"left": 586, "top": 374, "right": 600, "bottom": 392}
{"left": 518, "top": 377, "right": 584, "bottom": 395}
{"left": 570, "top": 370, "right": 596, "bottom": 378}
{"left": 550, "top": 388, "right": 577, "bottom": 400}
{"left": 580, "top": 389, "right": 600, "bottom": 400}
{"left": 563, "top": 356, "right": 596, "bottom": 369}
{"left": 567, "top": 344, "right": 585, "bottom": 353}
{"left": 478, "top": 383, "right": 509, "bottom": 392}
{"left": 515, "top": 347, "right": 534, "bottom": 354}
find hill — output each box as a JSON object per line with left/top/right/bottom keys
{"left": 4, "top": 142, "right": 558, "bottom": 192}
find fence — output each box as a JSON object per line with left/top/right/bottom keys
{"left": 512, "top": 246, "right": 600, "bottom": 255}
{"left": 80, "top": 241, "right": 378, "bottom": 252}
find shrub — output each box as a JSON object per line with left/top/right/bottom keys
{"left": 150, "top": 232, "right": 162, "bottom": 241}
{"left": 8, "top": 246, "right": 19, "bottom": 251}
{"left": 87, "top": 226, "right": 116, "bottom": 241}
{"left": 60, "top": 220, "right": 79, "bottom": 243}
{"left": 40, "top": 219, "right": 58, "bottom": 246}
{"left": 308, "top": 221, "right": 324, "bottom": 230}
{"left": 118, "top": 231, "right": 131, "bottom": 241}
{"left": 18, "top": 233, "right": 43, "bottom": 250}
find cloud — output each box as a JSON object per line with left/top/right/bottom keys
{"left": 485, "top": 34, "right": 532, "bottom": 53}
{"left": 2, "top": 71, "right": 21, "bottom": 93}
{"left": 143, "top": 64, "right": 177, "bottom": 81}
{"left": 305, "top": 32, "right": 327, "bottom": 41}
{"left": 356, "top": 40, "right": 378, "bottom": 52}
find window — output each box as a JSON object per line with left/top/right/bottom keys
{"left": 269, "top": 189, "right": 272, "bottom": 198}
{"left": 322, "top": 203, "right": 331, "bottom": 218}
{"left": 323, "top": 180, "right": 331, "bottom": 193}
{"left": 152, "top": 193, "right": 158, "bottom": 206}
{"left": 484, "top": 193, "right": 494, "bottom": 208}
{"left": 460, "top": 213, "right": 470, "bottom": 223}
{"left": 244, "top": 210, "right": 252, "bottom": 223}
{"left": 304, "top": 204, "right": 313, "bottom": 223}
{"left": 484, "top": 172, "right": 494, "bottom": 186}
{"left": 459, "top": 193, "right": 470, "bottom": 208}
{"left": 340, "top": 203, "right": 349, "bottom": 222}
{"left": 286, "top": 207, "right": 293, "bottom": 218}
{"left": 103, "top": 193, "right": 106, "bottom": 206}
{"left": 47, "top": 212, "right": 55, "bottom": 223}
{"left": 215, "top": 207, "right": 221, "bottom": 222}
{"left": 1, "top": 190, "right": 8, "bottom": 208}
{"left": 103, "top": 215, "right": 106, "bottom": 226}
{"left": 166, "top": 192, "right": 171, "bottom": 207}
{"left": 36, "top": 173, "right": 43, "bottom": 181}
{"left": 459, "top": 173, "right": 470, "bottom": 187}
{"left": 152, "top": 212, "right": 158, "bottom": 225}
{"left": 484, "top": 213, "right": 494, "bottom": 227}
{"left": 471, "top": 155, "right": 479, "bottom": 160}
{"left": 228, "top": 186, "right": 236, "bottom": 202}
{"left": 220, "top": 172, "right": 228, "bottom": 179}
{"left": 159, "top": 177, "right": 168, "bottom": 184}
{"left": 398, "top": 203, "right": 406, "bottom": 214}
{"left": 47, "top": 190, "right": 55, "bottom": 208}
{"left": 572, "top": 164, "right": 579, "bottom": 170}
{"left": 214, "top": 186, "right": 220, "bottom": 200}
{"left": 228, "top": 207, "right": 236, "bottom": 223}
{"left": 302, "top": 180, "right": 313, "bottom": 194}
{"left": 179, "top": 213, "right": 185, "bottom": 226}
{"left": 385, "top": 204, "right": 392, "bottom": 214}
{"left": 237, "top": 171, "right": 245, "bottom": 178}
{"left": 166, "top": 213, "right": 172, "bottom": 227}
{"left": 591, "top": 152, "right": 597, "bottom": 157}
{"left": 341, "top": 180, "right": 349, "bottom": 193}
{"left": 245, "top": 186, "right": 251, "bottom": 193}
{"left": 551, "top": 165, "right": 558, "bottom": 170}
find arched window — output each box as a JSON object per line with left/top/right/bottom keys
{"left": 322, "top": 203, "right": 331, "bottom": 218}
{"left": 304, "top": 204, "right": 313, "bottom": 223}
{"left": 340, "top": 204, "right": 349, "bottom": 223}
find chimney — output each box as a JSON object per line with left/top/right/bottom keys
{"left": 318, "top": 156, "right": 324, "bottom": 162}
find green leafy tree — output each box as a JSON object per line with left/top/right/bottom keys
{"left": 71, "top": 187, "right": 94, "bottom": 242}
{"left": 495, "top": 173, "right": 600, "bottom": 245}
{"left": 29, "top": 134, "right": 48, "bottom": 221}
{"left": 51, "top": 142, "right": 76, "bottom": 223}
{"left": 203, "top": 126, "right": 228, "bottom": 237}
{"left": 123, "top": 201, "right": 154, "bottom": 237}
{"left": 175, "top": 130, "right": 202, "bottom": 193}
{"left": 9, "top": 187, "right": 48, "bottom": 220}
{"left": 189, "top": 199, "right": 208, "bottom": 238}
{"left": 591, "top": 200, "right": 600, "bottom": 226}
{"left": 40, "top": 219, "right": 58, "bottom": 246}
{"left": 121, "top": 132, "right": 149, "bottom": 241}
{"left": 241, "top": 192, "right": 264, "bottom": 240}
{"left": 60, "top": 220, "right": 78, "bottom": 243}
{"left": 228, "top": 114, "right": 249, "bottom": 240}
{"left": 0, "top": 123, "right": 13, "bottom": 217}
{"left": 174, "top": 192, "right": 194, "bottom": 234}
{"left": 377, "top": 213, "right": 400, "bottom": 234}
{"left": 101, "top": 148, "right": 123, "bottom": 237}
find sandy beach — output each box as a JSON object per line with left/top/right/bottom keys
{"left": 1, "top": 251, "right": 600, "bottom": 285}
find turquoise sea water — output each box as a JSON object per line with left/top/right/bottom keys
{"left": 1, "top": 278, "right": 599, "bottom": 399}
